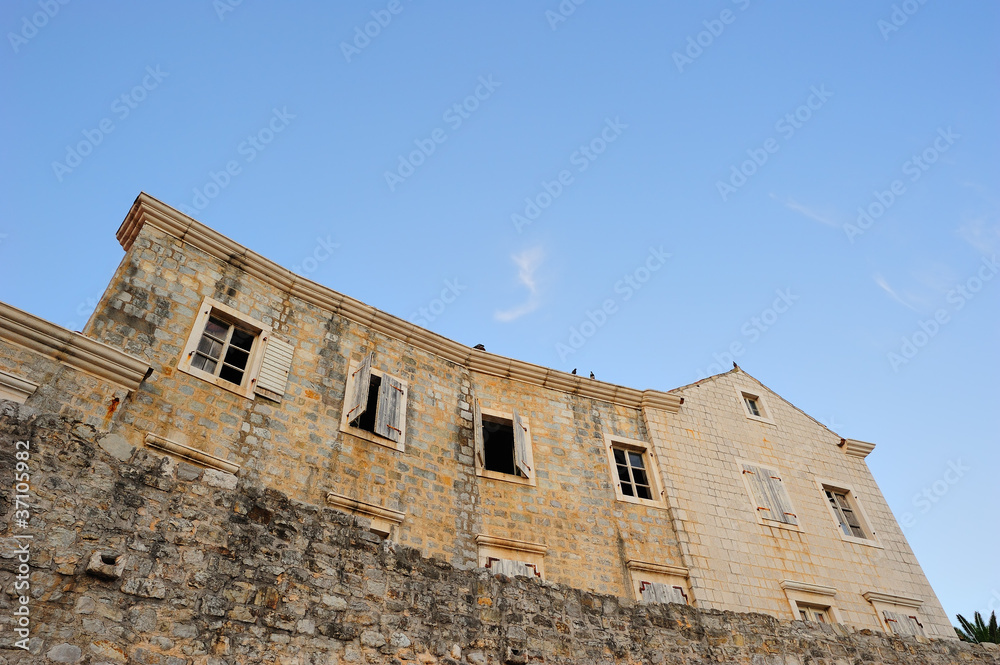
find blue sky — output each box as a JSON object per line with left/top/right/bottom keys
{"left": 2, "top": 2, "right": 997, "bottom": 623}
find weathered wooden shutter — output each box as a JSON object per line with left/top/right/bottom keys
{"left": 641, "top": 583, "right": 687, "bottom": 605}
{"left": 512, "top": 408, "right": 530, "bottom": 477}
{"left": 835, "top": 493, "right": 864, "bottom": 536}
{"left": 473, "top": 397, "right": 485, "bottom": 467}
{"left": 345, "top": 352, "right": 374, "bottom": 423}
{"left": 742, "top": 464, "right": 774, "bottom": 519}
{"left": 254, "top": 336, "right": 294, "bottom": 401}
{"left": 492, "top": 558, "right": 535, "bottom": 578}
{"left": 761, "top": 467, "right": 797, "bottom": 525}
{"left": 374, "top": 374, "right": 405, "bottom": 442}
{"left": 884, "top": 611, "right": 922, "bottom": 637}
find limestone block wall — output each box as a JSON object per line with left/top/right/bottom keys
{"left": 0, "top": 406, "right": 994, "bottom": 665}
{"left": 655, "top": 370, "right": 953, "bottom": 638}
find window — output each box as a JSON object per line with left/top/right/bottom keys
{"left": 826, "top": 489, "right": 867, "bottom": 539}
{"left": 179, "top": 297, "right": 294, "bottom": 401}
{"left": 626, "top": 560, "right": 692, "bottom": 605}
{"left": 476, "top": 535, "right": 546, "bottom": 579}
{"left": 473, "top": 397, "right": 534, "bottom": 485}
{"left": 883, "top": 611, "right": 925, "bottom": 637}
{"left": 639, "top": 582, "right": 688, "bottom": 605}
{"left": 341, "top": 351, "right": 408, "bottom": 452}
{"left": 798, "top": 604, "right": 829, "bottom": 623}
{"left": 605, "top": 435, "right": 665, "bottom": 507}
{"left": 738, "top": 389, "right": 774, "bottom": 423}
{"left": 740, "top": 462, "right": 798, "bottom": 526}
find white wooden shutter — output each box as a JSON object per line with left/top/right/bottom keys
{"left": 761, "top": 467, "right": 797, "bottom": 525}
{"left": 253, "top": 336, "right": 294, "bottom": 401}
{"left": 884, "top": 611, "right": 922, "bottom": 637}
{"left": 374, "top": 374, "right": 404, "bottom": 442}
{"left": 473, "top": 397, "right": 485, "bottom": 467}
{"left": 641, "top": 582, "right": 687, "bottom": 605}
{"left": 492, "top": 559, "right": 535, "bottom": 578}
{"left": 742, "top": 464, "right": 774, "bottom": 519}
{"left": 346, "top": 352, "right": 374, "bottom": 423}
{"left": 512, "top": 408, "right": 530, "bottom": 478}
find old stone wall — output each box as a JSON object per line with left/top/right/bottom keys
{"left": 2, "top": 405, "right": 995, "bottom": 665}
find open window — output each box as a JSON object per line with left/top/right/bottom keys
{"left": 340, "top": 351, "right": 408, "bottom": 452}
{"left": 738, "top": 388, "right": 774, "bottom": 424}
{"left": 816, "top": 479, "right": 881, "bottom": 546}
{"left": 604, "top": 434, "right": 665, "bottom": 507}
{"left": 740, "top": 461, "right": 799, "bottom": 528}
{"left": 473, "top": 397, "right": 534, "bottom": 485}
{"left": 179, "top": 297, "right": 294, "bottom": 401}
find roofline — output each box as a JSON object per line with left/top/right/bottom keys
{"left": 117, "top": 192, "right": 681, "bottom": 413}
{"left": 0, "top": 300, "right": 150, "bottom": 391}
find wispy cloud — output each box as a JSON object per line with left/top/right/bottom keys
{"left": 494, "top": 247, "right": 543, "bottom": 322}
{"left": 958, "top": 218, "right": 1000, "bottom": 256}
{"left": 770, "top": 193, "right": 839, "bottom": 228}
{"left": 874, "top": 273, "right": 919, "bottom": 312}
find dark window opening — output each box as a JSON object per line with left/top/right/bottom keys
{"left": 614, "top": 447, "right": 653, "bottom": 500}
{"left": 825, "top": 489, "right": 866, "bottom": 538}
{"left": 483, "top": 416, "right": 521, "bottom": 476}
{"left": 192, "top": 315, "right": 256, "bottom": 386}
{"left": 744, "top": 396, "right": 761, "bottom": 417}
{"left": 352, "top": 374, "right": 382, "bottom": 434}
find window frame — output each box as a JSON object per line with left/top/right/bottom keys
{"left": 178, "top": 297, "right": 269, "bottom": 400}
{"left": 737, "top": 388, "right": 775, "bottom": 424}
{"left": 738, "top": 459, "right": 801, "bottom": 531}
{"left": 780, "top": 580, "right": 843, "bottom": 624}
{"left": 604, "top": 434, "right": 666, "bottom": 508}
{"left": 815, "top": 478, "right": 883, "bottom": 548}
{"left": 340, "top": 354, "right": 408, "bottom": 452}
{"left": 863, "top": 591, "right": 925, "bottom": 637}
{"left": 473, "top": 401, "right": 536, "bottom": 487}
{"left": 626, "top": 560, "right": 692, "bottom": 605}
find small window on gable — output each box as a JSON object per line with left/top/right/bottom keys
{"left": 883, "top": 611, "right": 925, "bottom": 637}
{"left": 741, "top": 462, "right": 798, "bottom": 527}
{"left": 605, "top": 435, "right": 665, "bottom": 507}
{"left": 739, "top": 389, "right": 774, "bottom": 423}
{"left": 341, "top": 351, "right": 408, "bottom": 452}
{"left": 180, "top": 297, "right": 294, "bottom": 401}
{"left": 473, "top": 397, "right": 534, "bottom": 485}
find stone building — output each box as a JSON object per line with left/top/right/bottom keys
{"left": 0, "top": 192, "right": 954, "bottom": 643}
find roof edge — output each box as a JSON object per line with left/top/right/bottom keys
{"left": 118, "top": 193, "right": 682, "bottom": 413}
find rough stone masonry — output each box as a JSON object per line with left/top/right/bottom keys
{"left": 1, "top": 404, "right": 997, "bottom": 665}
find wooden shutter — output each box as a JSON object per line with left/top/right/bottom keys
{"left": 835, "top": 493, "right": 864, "bottom": 536}
{"left": 492, "top": 558, "right": 535, "bottom": 578}
{"left": 512, "top": 408, "right": 531, "bottom": 478}
{"left": 254, "top": 336, "right": 294, "bottom": 401}
{"left": 641, "top": 582, "right": 687, "bottom": 605}
{"left": 761, "top": 467, "right": 797, "bottom": 525}
{"left": 884, "top": 611, "right": 922, "bottom": 637}
{"left": 473, "top": 397, "right": 485, "bottom": 467}
{"left": 742, "top": 464, "right": 774, "bottom": 519}
{"left": 345, "top": 352, "right": 374, "bottom": 423}
{"left": 374, "top": 374, "right": 405, "bottom": 442}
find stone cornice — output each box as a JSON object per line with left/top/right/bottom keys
{"left": 0, "top": 301, "right": 150, "bottom": 391}
{"left": 625, "top": 560, "right": 689, "bottom": 578}
{"left": 475, "top": 534, "right": 548, "bottom": 556}
{"left": 862, "top": 591, "right": 923, "bottom": 609}
{"left": 780, "top": 580, "right": 837, "bottom": 597}
{"left": 840, "top": 438, "right": 876, "bottom": 458}
{"left": 119, "top": 193, "right": 682, "bottom": 413}
{"left": 145, "top": 433, "right": 240, "bottom": 475}
{"left": 0, "top": 370, "right": 38, "bottom": 404}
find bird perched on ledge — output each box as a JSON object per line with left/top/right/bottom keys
{"left": 571, "top": 368, "right": 577, "bottom": 375}
{"left": 473, "top": 344, "right": 485, "bottom": 351}
{"left": 590, "top": 371, "right": 596, "bottom": 379}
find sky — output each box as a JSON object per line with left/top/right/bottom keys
{"left": 2, "top": 2, "right": 998, "bottom": 625}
